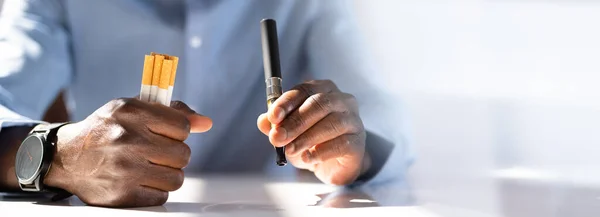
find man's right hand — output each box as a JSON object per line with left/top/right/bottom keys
{"left": 42, "top": 98, "right": 212, "bottom": 207}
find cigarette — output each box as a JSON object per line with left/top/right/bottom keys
{"left": 167, "top": 56, "right": 179, "bottom": 103}
{"left": 139, "top": 52, "right": 179, "bottom": 106}
{"left": 140, "top": 55, "right": 155, "bottom": 101}
{"left": 150, "top": 54, "right": 165, "bottom": 102}
{"left": 156, "top": 59, "right": 173, "bottom": 106}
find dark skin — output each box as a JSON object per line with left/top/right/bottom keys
{"left": 0, "top": 80, "right": 373, "bottom": 207}
{"left": 0, "top": 126, "right": 31, "bottom": 192}
{"left": 257, "top": 80, "right": 371, "bottom": 185}
{"left": 0, "top": 98, "right": 213, "bottom": 207}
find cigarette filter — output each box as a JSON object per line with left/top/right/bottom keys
{"left": 149, "top": 54, "right": 165, "bottom": 103}
{"left": 140, "top": 55, "right": 155, "bottom": 102}
{"left": 156, "top": 59, "right": 173, "bottom": 106}
{"left": 139, "top": 52, "right": 180, "bottom": 106}
{"left": 167, "top": 56, "right": 179, "bottom": 103}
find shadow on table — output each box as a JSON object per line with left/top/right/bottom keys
{"left": 17, "top": 198, "right": 282, "bottom": 214}
{"left": 312, "top": 188, "right": 382, "bottom": 208}
{"left": 310, "top": 182, "right": 416, "bottom": 209}
{"left": 1, "top": 192, "right": 54, "bottom": 202}
{"left": 129, "top": 201, "right": 284, "bottom": 213}
{"left": 2, "top": 173, "right": 414, "bottom": 214}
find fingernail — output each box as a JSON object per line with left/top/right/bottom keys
{"left": 274, "top": 127, "right": 287, "bottom": 142}
{"left": 274, "top": 107, "right": 285, "bottom": 122}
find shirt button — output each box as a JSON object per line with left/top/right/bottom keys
{"left": 189, "top": 36, "right": 203, "bottom": 48}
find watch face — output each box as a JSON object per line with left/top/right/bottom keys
{"left": 15, "top": 136, "right": 45, "bottom": 182}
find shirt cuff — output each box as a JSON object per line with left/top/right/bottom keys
{"left": 0, "top": 119, "right": 46, "bottom": 133}
{"left": 366, "top": 142, "right": 415, "bottom": 185}
{"left": 353, "top": 132, "right": 415, "bottom": 186}
{"left": 0, "top": 105, "right": 46, "bottom": 133}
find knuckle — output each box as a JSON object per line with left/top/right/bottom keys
{"left": 297, "top": 83, "right": 316, "bottom": 96}
{"left": 343, "top": 93, "right": 358, "bottom": 107}
{"left": 112, "top": 125, "right": 138, "bottom": 144}
{"left": 109, "top": 98, "right": 140, "bottom": 120}
{"left": 170, "top": 169, "right": 185, "bottom": 190}
{"left": 171, "top": 101, "right": 194, "bottom": 113}
{"left": 170, "top": 100, "right": 185, "bottom": 108}
{"left": 333, "top": 111, "right": 363, "bottom": 133}
{"left": 161, "top": 141, "right": 191, "bottom": 168}
{"left": 109, "top": 153, "right": 133, "bottom": 173}
{"left": 179, "top": 117, "right": 192, "bottom": 134}
{"left": 328, "top": 113, "right": 347, "bottom": 134}
{"left": 321, "top": 79, "right": 335, "bottom": 87}
{"left": 305, "top": 79, "right": 319, "bottom": 85}
{"left": 334, "top": 137, "right": 349, "bottom": 156}
{"left": 327, "top": 118, "right": 342, "bottom": 135}
{"left": 177, "top": 143, "right": 192, "bottom": 167}
{"left": 346, "top": 134, "right": 365, "bottom": 153}
{"left": 348, "top": 133, "right": 362, "bottom": 144}
{"left": 309, "top": 93, "right": 332, "bottom": 112}
{"left": 345, "top": 112, "right": 362, "bottom": 133}
{"left": 286, "top": 114, "right": 305, "bottom": 130}
{"left": 113, "top": 98, "right": 136, "bottom": 112}
{"left": 154, "top": 192, "right": 169, "bottom": 206}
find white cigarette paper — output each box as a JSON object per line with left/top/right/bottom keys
{"left": 166, "top": 86, "right": 174, "bottom": 104}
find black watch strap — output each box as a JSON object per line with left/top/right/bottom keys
{"left": 28, "top": 122, "right": 73, "bottom": 200}
{"left": 30, "top": 122, "right": 70, "bottom": 142}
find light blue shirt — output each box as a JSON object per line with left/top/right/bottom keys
{"left": 0, "top": 0, "right": 413, "bottom": 185}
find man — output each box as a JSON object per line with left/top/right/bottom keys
{"left": 0, "top": 0, "right": 413, "bottom": 207}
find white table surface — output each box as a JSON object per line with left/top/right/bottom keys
{"left": 0, "top": 173, "right": 427, "bottom": 217}
{"left": 2, "top": 169, "right": 600, "bottom": 217}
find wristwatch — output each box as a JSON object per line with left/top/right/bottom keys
{"left": 14, "top": 122, "right": 72, "bottom": 200}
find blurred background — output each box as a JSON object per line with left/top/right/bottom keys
{"left": 352, "top": 0, "right": 600, "bottom": 215}
{"left": 1, "top": 0, "right": 599, "bottom": 215}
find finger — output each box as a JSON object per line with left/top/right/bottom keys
{"left": 270, "top": 92, "right": 354, "bottom": 146}
{"left": 257, "top": 113, "right": 271, "bottom": 135}
{"left": 140, "top": 163, "right": 185, "bottom": 192}
{"left": 134, "top": 135, "right": 191, "bottom": 169}
{"left": 111, "top": 98, "right": 191, "bottom": 141}
{"left": 267, "top": 80, "right": 339, "bottom": 125}
{"left": 303, "top": 133, "right": 365, "bottom": 164}
{"left": 187, "top": 114, "right": 213, "bottom": 133}
{"left": 283, "top": 112, "right": 361, "bottom": 157}
{"left": 170, "top": 101, "right": 213, "bottom": 133}
{"left": 124, "top": 186, "right": 169, "bottom": 208}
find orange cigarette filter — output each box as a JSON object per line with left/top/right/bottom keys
{"left": 168, "top": 56, "right": 179, "bottom": 86}
{"left": 151, "top": 55, "right": 165, "bottom": 86}
{"left": 141, "top": 55, "right": 155, "bottom": 85}
{"left": 159, "top": 60, "right": 173, "bottom": 89}
{"left": 140, "top": 52, "right": 179, "bottom": 105}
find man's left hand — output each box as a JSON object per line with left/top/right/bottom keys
{"left": 257, "top": 80, "right": 370, "bottom": 185}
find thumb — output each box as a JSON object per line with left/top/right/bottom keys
{"left": 170, "top": 101, "right": 213, "bottom": 133}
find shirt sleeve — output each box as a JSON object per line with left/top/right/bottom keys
{"left": 0, "top": 0, "right": 72, "bottom": 132}
{"left": 304, "top": 0, "right": 415, "bottom": 185}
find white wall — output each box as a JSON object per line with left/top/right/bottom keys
{"left": 355, "top": 1, "right": 600, "bottom": 103}
{"left": 353, "top": 0, "right": 600, "bottom": 213}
